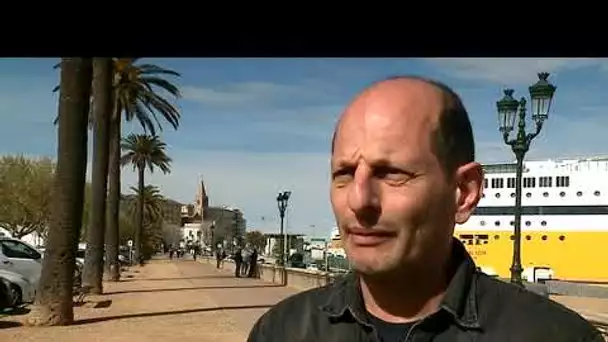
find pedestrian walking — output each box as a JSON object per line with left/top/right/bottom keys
{"left": 241, "top": 245, "right": 252, "bottom": 276}
{"left": 247, "top": 248, "right": 258, "bottom": 278}
{"left": 234, "top": 247, "right": 243, "bottom": 278}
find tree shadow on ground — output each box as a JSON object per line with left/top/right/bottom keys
{"left": 119, "top": 275, "right": 235, "bottom": 282}
{"left": 0, "top": 320, "right": 23, "bottom": 329}
{"left": 106, "top": 284, "right": 284, "bottom": 295}
{"left": 73, "top": 304, "right": 273, "bottom": 325}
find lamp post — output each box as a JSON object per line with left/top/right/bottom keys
{"left": 276, "top": 191, "right": 291, "bottom": 268}
{"left": 496, "top": 72, "right": 557, "bottom": 287}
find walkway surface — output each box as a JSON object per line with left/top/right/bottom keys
{"left": 1, "top": 257, "right": 607, "bottom": 341}
{"left": 0, "top": 258, "right": 297, "bottom": 342}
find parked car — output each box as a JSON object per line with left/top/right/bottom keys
{"left": 0, "top": 275, "right": 13, "bottom": 309}
{"left": 0, "top": 269, "right": 36, "bottom": 307}
{"left": 0, "top": 237, "right": 42, "bottom": 295}
{"left": 1, "top": 237, "right": 82, "bottom": 305}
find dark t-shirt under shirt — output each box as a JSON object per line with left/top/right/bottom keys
{"left": 367, "top": 312, "right": 417, "bottom": 342}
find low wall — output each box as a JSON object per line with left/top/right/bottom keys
{"left": 202, "top": 257, "right": 336, "bottom": 291}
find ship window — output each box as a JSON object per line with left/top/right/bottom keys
{"left": 494, "top": 221, "right": 500, "bottom": 226}
{"left": 541, "top": 221, "right": 547, "bottom": 226}
{"left": 543, "top": 192, "right": 549, "bottom": 197}
{"left": 491, "top": 178, "right": 504, "bottom": 188}
{"left": 576, "top": 191, "right": 583, "bottom": 197}
{"left": 556, "top": 176, "right": 570, "bottom": 187}
{"left": 507, "top": 177, "right": 516, "bottom": 188}
{"left": 480, "top": 220, "right": 486, "bottom": 226}
{"left": 523, "top": 177, "right": 536, "bottom": 188}
{"left": 494, "top": 235, "right": 499, "bottom": 240}
{"left": 495, "top": 193, "right": 501, "bottom": 198}
{"left": 525, "top": 235, "right": 531, "bottom": 240}
{"left": 595, "top": 191, "right": 601, "bottom": 196}
{"left": 525, "top": 221, "right": 531, "bottom": 226}
{"left": 542, "top": 235, "right": 547, "bottom": 240}
{"left": 559, "top": 235, "right": 565, "bottom": 241}
{"left": 510, "top": 193, "right": 515, "bottom": 198}
{"left": 539, "top": 176, "right": 553, "bottom": 187}
{"left": 482, "top": 193, "right": 486, "bottom": 198}
{"left": 459, "top": 234, "right": 474, "bottom": 239}
{"left": 526, "top": 192, "right": 531, "bottom": 198}
{"left": 510, "top": 235, "right": 514, "bottom": 240}
{"left": 484, "top": 179, "right": 488, "bottom": 189}
{"left": 559, "top": 191, "right": 566, "bottom": 197}
{"left": 509, "top": 221, "right": 514, "bottom": 226}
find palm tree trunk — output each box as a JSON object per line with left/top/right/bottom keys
{"left": 104, "top": 99, "right": 121, "bottom": 281}
{"left": 82, "top": 58, "right": 112, "bottom": 294}
{"left": 135, "top": 165, "right": 145, "bottom": 265}
{"left": 27, "top": 58, "right": 92, "bottom": 326}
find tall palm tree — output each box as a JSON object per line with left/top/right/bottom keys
{"left": 120, "top": 134, "right": 171, "bottom": 264}
{"left": 51, "top": 58, "right": 181, "bottom": 278}
{"left": 127, "top": 184, "right": 164, "bottom": 224}
{"left": 126, "top": 185, "right": 164, "bottom": 258}
{"left": 106, "top": 58, "right": 180, "bottom": 278}
{"left": 81, "top": 58, "right": 113, "bottom": 294}
{"left": 28, "top": 58, "right": 92, "bottom": 326}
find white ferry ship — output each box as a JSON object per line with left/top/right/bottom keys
{"left": 456, "top": 156, "right": 608, "bottom": 283}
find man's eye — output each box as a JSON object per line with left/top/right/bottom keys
{"left": 374, "top": 167, "right": 410, "bottom": 184}
{"left": 332, "top": 169, "right": 354, "bottom": 186}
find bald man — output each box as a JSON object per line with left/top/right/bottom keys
{"left": 247, "top": 76, "right": 602, "bottom": 342}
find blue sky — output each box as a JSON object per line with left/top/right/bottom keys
{"left": 2, "top": 58, "right": 608, "bottom": 237}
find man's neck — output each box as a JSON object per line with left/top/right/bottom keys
{"left": 359, "top": 255, "right": 455, "bottom": 324}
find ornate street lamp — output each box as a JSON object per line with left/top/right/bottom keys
{"left": 276, "top": 191, "right": 291, "bottom": 269}
{"left": 496, "top": 72, "right": 557, "bottom": 287}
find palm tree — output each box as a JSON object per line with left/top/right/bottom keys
{"left": 127, "top": 185, "right": 164, "bottom": 224}
{"left": 106, "top": 58, "right": 180, "bottom": 278}
{"left": 52, "top": 58, "right": 181, "bottom": 279}
{"left": 81, "top": 58, "right": 113, "bottom": 294}
{"left": 127, "top": 185, "right": 164, "bottom": 258}
{"left": 28, "top": 58, "right": 92, "bottom": 326}
{"left": 120, "top": 134, "right": 171, "bottom": 264}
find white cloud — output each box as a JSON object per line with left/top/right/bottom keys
{"left": 425, "top": 58, "right": 608, "bottom": 85}
{"left": 182, "top": 80, "right": 339, "bottom": 109}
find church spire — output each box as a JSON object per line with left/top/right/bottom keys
{"left": 195, "top": 175, "right": 209, "bottom": 218}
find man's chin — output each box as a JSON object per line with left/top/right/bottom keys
{"left": 348, "top": 257, "right": 399, "bottom": 277}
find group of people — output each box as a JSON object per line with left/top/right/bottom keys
{"left": 234, "top": 245, "right": 259, "bottom": 278}
{"left": 214, "top": 244, "right": 259, "bottom": 278}
{"left": 168, "top": 243, "right": 201, "bottom": 260}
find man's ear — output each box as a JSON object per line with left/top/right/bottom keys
{"left": 454, "top": 162, "right": 483, "bottom": 224}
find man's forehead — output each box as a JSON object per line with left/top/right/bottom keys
{"left": 332, "top": 79, "right": 443, "bottom": 147}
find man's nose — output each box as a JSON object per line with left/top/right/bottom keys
{"left": 347, "top": 168, "right": 380, "bottom": 214}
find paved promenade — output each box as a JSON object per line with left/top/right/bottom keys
{"left": 0, "top": 258, "right": 297, "bottom": 342}
{"left": 0, "top": 257, "right": 606, "bottom": 341}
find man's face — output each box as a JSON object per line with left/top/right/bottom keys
{"left": 330, "top": 80, "right": 480, "bottom": 277}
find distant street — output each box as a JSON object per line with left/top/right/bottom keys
{"left": 0, "top": 257, "right": 297, "bottom": 342}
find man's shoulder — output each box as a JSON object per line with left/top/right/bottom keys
{"left": 477, "top": 275, "right": 602, "bottom": 339}
{"left": 249, "top": 276, "right": 349, "bottom": 341}
{"left": 262, "top": 280, "right": 338, "bottom": 319}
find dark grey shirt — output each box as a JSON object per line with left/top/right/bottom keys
{"left": 247, "top": 240, "right": 603, "bottom": 342}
